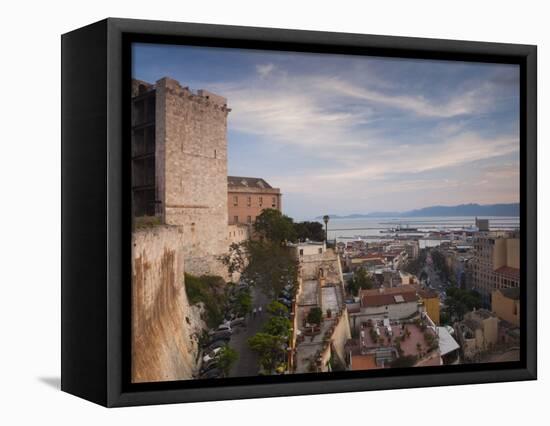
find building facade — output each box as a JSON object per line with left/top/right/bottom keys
{"left": 492, "top": 288, "right": 520, "bottom": 327}
{"left": 227, "top": 176, "right": 281, "bottom": 224}
{"left": 471, "top": 232, "right": 520, "bottom": 306}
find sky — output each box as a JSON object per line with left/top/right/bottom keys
{"left": 133, "top": 43, "right": 520, "bottom": 220}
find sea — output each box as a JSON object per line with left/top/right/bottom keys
{"left": 318, "top": 216, "right": 520, "bottom": 248}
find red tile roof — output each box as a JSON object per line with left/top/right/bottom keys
{"left": 494, "top": 266, "right": 520, "bottom": 280}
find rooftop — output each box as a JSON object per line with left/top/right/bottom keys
{"left": 494, "top": 266, "right": 520, "bottom": 280}
{"left": 228, "top": 176, "right": 275, "bottom": 190}
{"left": 360, "top": 286, "right": 417, "bottom": 308}
{"left": 358, "top": 321, "right": 440, "bottom": 360}
{"left": 497, "top": 287, "right": 520, "bottom": 300}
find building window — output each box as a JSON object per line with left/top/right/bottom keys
{"left": 319, "top": 248, "right": 323, "bottom": 254}
{"left": 272, "top": 196, "right": 277, "bottom": 207}
{"left": 233, "top": 196, "right": 238, "bottom": 206}
{"left": 247, "top": 196, "right": 251, "bottom": 206}
{"left": 247, "top": 215, "right": 252, "bottom": 224}
{"left": 233, "top": 215, "right": 238, "bottom": 223}
{"left": 299, "top": 249, "right": 304, "bottom": 256}
{"left": 259, "top": 196, "right": 263, "bottom": 207}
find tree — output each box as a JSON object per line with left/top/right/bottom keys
{"left": 216, "top": 346, "right": 238, "bottom": 377}
{"left": 390, "top": 355, "right": 417, "bottom": 368}
{"left": 443, "top": 287, "right": 482, "bottom": 321}
{"left": 263, "top": 316, "right": 292, "bottom": 337}
{"left": 347, "top": 268, "right": 374, "bottom": 296}
{"left": 254, "top": 208, "right": 297, "bottom": 244}
{"left": 266, "top": 300, "right": 289, "bottom": 317}
{"left": 431, "top": 249, "right": 452, "bottom": 282}
{"left": 240, "top": 240, "right": 298, "bottom": 298}
{"left": 220, "top": 242, "right": 247, "bottom": 277}
{"left": 184, "top": 274, "right": 227, "bottom": 328}
{"left": 248, "top": 333, "right": 287, "bottom": 373}
{"left": 307, "top": 307, "right": 323, "bottom": 325}
{"left": 294, "top": 221, "right": 325, "bottom": 242}
{"left": 234, "top": 289, "right": 252, "bottom": 317}
{"left": 403, "top": 249, "right": 427, "bottom": 277}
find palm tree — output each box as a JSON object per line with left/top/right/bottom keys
{"left": 323, "top": 215, "right": 330, "bottom": 243}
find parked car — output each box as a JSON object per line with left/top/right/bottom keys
{"left": 202, "top": 347, "right": 222, "bottom": 363}
{"left": 209, "top": 330, "right": 232, "bottom": 341}
{"left": 199, "top": 368, "right": 222, "bottom": 379}
{"left": 217, "top": 322, "right": 232, "bottom": 332}
{"left": 277, "top": 297, "right": 292, "bottom": 307}
{"left": 207, "top": 334, "right": 230, "bottom": 347}
{"left": 208, "top": 324, "right": 232, "bottom": 336}
{"left": 230, "top": 317, "right": 245, "bottom": 327}
{"left": 200, "top": 359, "right": 219, "bottom": 374}
{"left": 204, "top": 340, "right": 227, "bottom": 352}
{"left": 279, "top": 289, "right": 292, "bottom": 298}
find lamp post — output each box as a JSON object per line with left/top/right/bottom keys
{"left": 323, "top": 215, "right": 330, "bottom": 245}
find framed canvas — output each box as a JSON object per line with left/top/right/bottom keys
{"left": 61, "top": 18, "right": 537, "bottom": 407}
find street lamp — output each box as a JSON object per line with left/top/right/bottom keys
{"left": 323, "top": 215, "right": 330, "bottom": 244}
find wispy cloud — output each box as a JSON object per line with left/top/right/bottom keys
{"left": 133, "top": 45, "right": 520, "bottom": 217}
{"left": 256, "top": 63, "right": 275, "bottom": 78}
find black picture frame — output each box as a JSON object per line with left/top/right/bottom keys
{"left": 61, "top": 18, "right": 537, "bottom": 407}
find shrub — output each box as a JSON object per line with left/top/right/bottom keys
{"left": 307, "top": 307, "right": 323, "bottom": 326}
{"left": 390, "top": 355, "right": 417, "bottom": 368}
{"left": 184, "top": 273, "right": 226, "bottom": 328}
{"left": 133, "top": 215, "right": 163, "bottom": 229}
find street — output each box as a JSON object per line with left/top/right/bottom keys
{"left": 227, "top": 287, "right": 270, "bottom": 377}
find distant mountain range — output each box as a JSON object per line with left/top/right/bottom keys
{"left": 316, "top": 203, "right": 520, "bottom": 219}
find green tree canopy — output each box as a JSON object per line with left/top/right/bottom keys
{"left": 248, "top": 333, "right": 287, "bottom": 374}
{"left": 347, "top": 268, "right": 374, "bottom": 296}
{"left": 294, "top": 221, "right": 325, "bottom": 242}
{"left": 254, "top": 208, "right": 297, "bottom": 244}
{"left": 234, "top": 289, "right": 253, "bottom": 317}
{"left": 306, "top": 307, "right": 323, "bottom": 325}
{"left": 240, "top": 240, "right": 299, "bottom": 298}
{"left": 443, "top": 287, "right": 482, "bottom": 321}
{"left": 403, "top": 249, "right": 427, "bottom": 277}
{"left": 431, "top": 249, "right": 453, "bottom": 283}
{"left": 184, "top": 274, "right": 226, "bottom": 328}
{"left": 262, "top": 316, "right": 292, "bottom": 337}
{"left": 266, "top": 300, "right": 289, "bottom": 317}
{"left": 216, "top": 346, "right": 238, "bottom": 377}
{"left": 390, "top": 355, "right": 417, "bottom": 368}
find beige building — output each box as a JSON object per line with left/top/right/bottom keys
{"left": 471, "top": 231, "right": 520, "bottom": 306}
{"left": 456, "top": 309, "right": 499, "bottom": 361}
{"left": 492, "top": 288, "right": 520, "bottom": 326}
{"left": 227, "top": 176, "right": 281, "bottom": 224}
{"left": 291, "top": 247, "right": 351, "bottom": 373}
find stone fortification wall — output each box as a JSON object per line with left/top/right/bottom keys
{"left": 132, "top": 225, "right": 205, "bottom": 383}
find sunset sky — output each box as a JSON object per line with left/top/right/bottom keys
{"left": 133, "top": 43, "right": 520, "bottom": 220}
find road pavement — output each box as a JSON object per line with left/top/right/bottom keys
{"left": 227, "top": 287, "right": 270, "bottom": 378}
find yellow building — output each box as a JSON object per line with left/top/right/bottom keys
{"left": 492, "top": 288, "right": 520, "bottom": 326}
{"left": 418, "top": 289, "right": 440, "bottom": 325}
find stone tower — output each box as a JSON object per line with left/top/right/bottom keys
{"left": 132, "top": 77, "right": 231, "bottom": 278}
{"left": 156, "top": 77, "right": 230, "bottom": 277}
